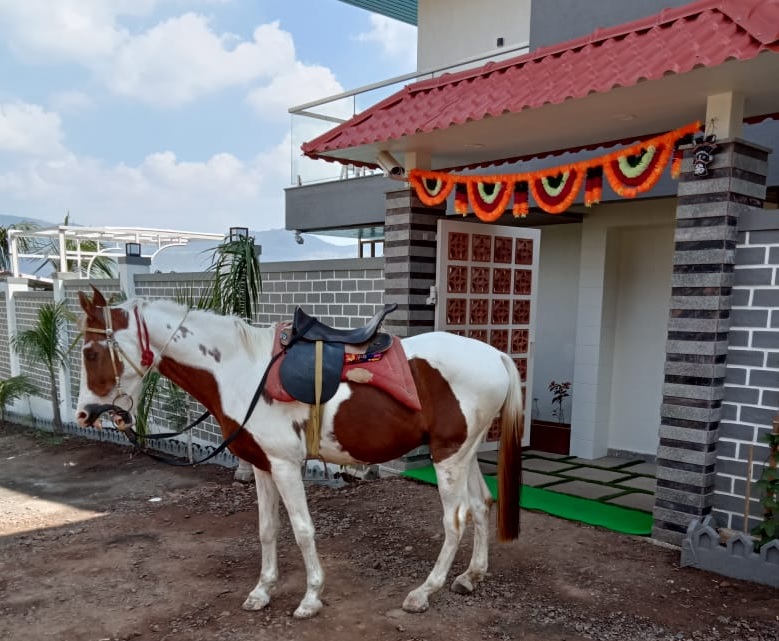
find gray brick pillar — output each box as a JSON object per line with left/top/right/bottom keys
{"left": 378, "top": 188, "right": 445, "bottom": 474}
{"left": 653, "top": 139, "right": 770, "bottom": 545}
{"left": 382, "top": 187, "right": 445, "bottom": 338}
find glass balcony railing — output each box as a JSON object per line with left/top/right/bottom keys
{"left": 288, "top": 41, "right": 530, "bottom": 186}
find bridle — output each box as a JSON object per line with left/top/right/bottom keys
{"left": 85, "top": 303, "right": 188, "bottom": 414}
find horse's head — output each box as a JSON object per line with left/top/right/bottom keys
{"left": 75, "top": 287, "right": 144, "bottom": 429}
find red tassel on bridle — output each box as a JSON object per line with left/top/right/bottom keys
{"left": 134, "top": 307, "right": 155, "bottom": 368}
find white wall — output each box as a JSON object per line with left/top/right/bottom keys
{"left": 608, "top": 224, "right": 674, "bottom": 455}
{"left": 531, "top": 223, "right": 581, "bottom": 421}
{"left": 569, "top": 199, "right": 676, "bottom": 459}
{"left": 417, "top": 0, "right": 531, "bottom": 71}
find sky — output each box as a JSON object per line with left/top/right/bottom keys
{"left": 0, "top": 0, "right": 417, "bottom": 235}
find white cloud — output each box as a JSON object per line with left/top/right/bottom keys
{"left": 0, "top": 0, "right": 155, "bottom": 63}
{"left": 104, "top": 16, "right": 296, "bottom": 107}
{"left": 49, "top": 91, "right": 94, "bottom": 114}
{"left": 0, "top": 143, "right": 291, "bottom": 233}
{"left": 246, "top": 61, "right": 344, "bottom": 122}
{"left": 356, "top": 14, "right": 416, "bottom": 69}
{"left": 0, "top": 102, "right": 66, "bottom": 157}
{"left": 0, "top": 2, "right": 333, "bottom": 112}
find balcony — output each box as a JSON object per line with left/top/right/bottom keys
{"left": 285, "top": 42, "right": 530, "bottom": 238}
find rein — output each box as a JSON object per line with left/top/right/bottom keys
{"left": 86, "top": 307, "right": 315, "bottom": 467}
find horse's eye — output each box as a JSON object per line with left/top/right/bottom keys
{"left": 84, "top": 350, "right": 98, "bottom": 362}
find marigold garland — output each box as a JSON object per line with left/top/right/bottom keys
{"left": 530, "top": 170, "right": 583, "bottom": 215}
{"left": 513, "top": 182, "right": 529, "bottom": 217}
{"left": 407, "top": 121, "right": 700, "bottom": 221}
{"left": 603, "top": 143, "right": 672, "bottom": 198}
{"left": 585, "top": 167, "right": 603, "bottom": 207}
{"left": 466, "top": 180, "right": 514, "bottom": 222}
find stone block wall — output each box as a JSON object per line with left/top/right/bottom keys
{"left": 716, "top": 209, "right": 779, "bottom": 532}
{"left": 256, "top": 258, "right": 384, "bottom": 328}
{"left": 14, "top": 291, "right": 58, "bottom": 396}
{"left": 0, "top": 292, "right": 9, "bottom": 380}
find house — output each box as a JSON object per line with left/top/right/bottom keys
{"left": 285, "top": 0, "right": 779, "bottom": 547}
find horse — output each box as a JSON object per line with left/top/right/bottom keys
{"left": 75, "top": 288, "right": 523, "bottom": 619}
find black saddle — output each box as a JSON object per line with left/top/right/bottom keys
{"left": 292, "top": 303, "right": 397, "bottom": 344}
{"left": 279, "top": 304, "right": 397, "bottom": 406}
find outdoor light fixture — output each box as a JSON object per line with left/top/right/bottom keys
{"left": 229, "top": 226, "right": 249, "bottom": 241}
{"left": 376, "top": 151, "right": 405, "bottom": 179}
{"left": 294, "top": 230, "right": 304, "bottom": 245}
{"left": 125, "top": 242, "right": 141, "bottom": 257}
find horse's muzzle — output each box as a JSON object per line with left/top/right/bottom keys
{"left": 78, "top": 404, "right": 134, "bottom": 429}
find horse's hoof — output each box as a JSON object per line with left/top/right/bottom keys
{"left": 450, "top": 575, "right": 475, "bottom": 595}
{"left": 401, "top": 591, "right": 429, "bottom": 614}
{"left": 234, "top": 469, "right": 254, "bottom": 483}
{"left": 242, "top": 593, "right": 270, "bottom": 611}
{"left": 293, "top": 599, "right": 322, "bottom": 619}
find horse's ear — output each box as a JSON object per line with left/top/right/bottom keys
{"left": 90, "top": 285, "right": 107, "bottom": 307}
{"left": 78, "top": 290, "right": 92, "bottom": 313}
{"left": 78, "top": 290, "right": 102, "bottom": 322}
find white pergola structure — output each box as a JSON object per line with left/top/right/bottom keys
{"left": 7, "top": 225, "right": 225, "bottom": 280}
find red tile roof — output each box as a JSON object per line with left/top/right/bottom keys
{"left": 303, "top": 0, "right": 779, "bottom": 163}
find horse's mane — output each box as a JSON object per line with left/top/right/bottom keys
{"left": 138, "top": 298, "right": 273, "bottom": 358}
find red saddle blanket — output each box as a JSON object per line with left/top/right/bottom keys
{"left": 266, "top": 324, "right": 421, "bottom": 411}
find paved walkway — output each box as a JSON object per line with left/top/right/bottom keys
{"left": 477, "top": 449, "right": 656, "bottom": 513}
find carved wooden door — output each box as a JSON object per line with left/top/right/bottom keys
{"left": 435, "top": 219, "right": 540, "bottom": 445}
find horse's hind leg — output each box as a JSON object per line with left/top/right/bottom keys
{"left": 402, "top": 455, "right": 470, "bottom": 613}
{"left": 451, "top": 457, "right": 492, "bottom": 595}
{"left": 242, "top": 468, "right": 280, "bottom": 611}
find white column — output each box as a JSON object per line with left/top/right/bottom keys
{"left": 569, "top": 226, "right": 617, "bottom": 459}
{"left": 117, "top": 256, "right": 151, "bottom": 298}
{"left": 53, "top": 273, "right": 78, "bottom": 422}
{"left": 4, "top": 277, "right": 29, "bottom": 377}
{"left": 705, "top": 92, "right": 744, "bottom": 140}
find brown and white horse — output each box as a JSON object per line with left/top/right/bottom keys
{"left": 75, "top": 288, "right": 523, "bottom": 618}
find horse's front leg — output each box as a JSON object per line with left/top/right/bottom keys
{"left": 272, "top": 459, "right": 325, "bottom": 619}
{"left": 242, "top": 468, "right": 280, "bottom": 611}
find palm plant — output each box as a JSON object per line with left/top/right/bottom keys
{"left": 11, "top": 302, "right": 74, "bottom": 432}
{"left": 0, "top": 221, "right": 45, "bottom": 274}
{"left": 0, "top": 375, "right": 37, "bottom": 423}
{"left": 202, "top": 233, "right": 263, "bottom": 320}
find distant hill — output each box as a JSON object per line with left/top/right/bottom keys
{"left": 0, "top": 214, "right": 53, "bottom": 227}
{"left": 151, "top": 229, "right": 362, "bottom": 273}
{"left": 1, "top": 219, "right": 366, "bottom": 275}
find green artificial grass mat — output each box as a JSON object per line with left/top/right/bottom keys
{"left": 402, "top": 464, "right": 653, "bottom": 536}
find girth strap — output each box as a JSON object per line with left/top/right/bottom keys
{"left": 306, "top": 340, "right": 324, "bottom": 458}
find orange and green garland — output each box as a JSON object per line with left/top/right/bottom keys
{"left": 408, "top": 121, "right": 699, "bottom": 222}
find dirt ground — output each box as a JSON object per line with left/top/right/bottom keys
{"left": 1, "top": 424, "right": 778, "bottom": 641}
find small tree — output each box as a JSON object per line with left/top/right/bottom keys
{"left": 202, "top": 233, "right": 263, "bottom": 321}
{"left": 0, "top": 375, "right": 37, "bottom": 423}
{"left": 753, "top": 418, "right": 779, "bottom": 549}
{"left": 11, "top": 302, "right": 74, "bottom": 432}
{"left": 0, "top": 221, "right": 45, "bottom": 274}
{"left": 549, "top": 380, "right": 572, "bottom": 424}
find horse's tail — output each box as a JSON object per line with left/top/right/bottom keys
{"left": 496, "top": 352, "right": 524, "bottom": 542}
